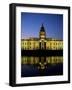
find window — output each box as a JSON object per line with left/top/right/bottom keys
{"left": 50, "top": 43, "right": 52, "bottom": 46}
{"left": 25, "top": 43, "right": 26, "bottom": 45}
{"left": 30, "top": 42, "right": 31, "bottom": 45}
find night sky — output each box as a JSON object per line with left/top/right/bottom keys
{"left": 21, "top": 12, "right": 63, "bottom": 40}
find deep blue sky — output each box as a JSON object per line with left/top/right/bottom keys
{"left": 21, "top": 12, "right": 63, "bottom": 40}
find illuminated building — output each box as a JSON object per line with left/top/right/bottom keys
{"left": 21, "top": 24, "right": 63, "bottom": 50}
{"left": 21, "top": 24, "right": 63, "bottom": 66}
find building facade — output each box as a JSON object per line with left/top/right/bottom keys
{"left": 21, "top": 24, "right": 63, "bottom": 50}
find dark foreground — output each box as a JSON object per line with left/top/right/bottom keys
{"left": 21, "top": 50, "right": 63, "bottom": 56}
{"left": 21, "top": 63, "right": 63, "bottom": 77}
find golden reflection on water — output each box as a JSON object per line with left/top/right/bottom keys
{"left": 21, "top": 56, "right": 63, "bottom": 65}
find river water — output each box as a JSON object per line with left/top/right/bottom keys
{"left": 21, "top": 56, "right": 63, "bottom": 77}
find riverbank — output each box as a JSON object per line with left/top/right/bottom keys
{"left": 21, "top": 50, "right": 63, "bottom": 56}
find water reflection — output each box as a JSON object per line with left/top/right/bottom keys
{"left": 21, "top": 56, "right": 63, "bottom": 65}
{"left": 21, "top": 56, "right": 63, "bottom": 77}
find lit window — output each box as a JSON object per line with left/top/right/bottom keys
{"left": 25, "top": 43, "right": 26, "bottom": 45}
{"left": 54, "top": 43, "right": 55, "bottom": 45}
{"left": 30, "top": 43, "right": 31, "bottom": 45}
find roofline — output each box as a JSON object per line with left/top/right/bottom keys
{"left": 21, "top": 38, "right": 63, "bottom": 41}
